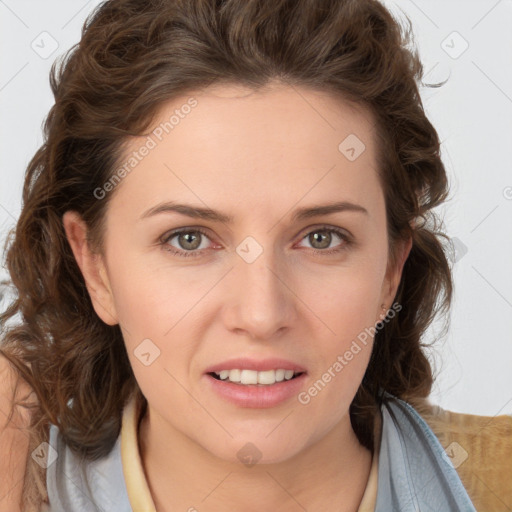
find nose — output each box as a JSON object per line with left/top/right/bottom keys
{"left": 221, "top": 245, "right": 298, "bottom": 341}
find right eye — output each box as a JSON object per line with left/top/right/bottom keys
{"left": 161, "top": 228, "right": 216, "bottom": 258}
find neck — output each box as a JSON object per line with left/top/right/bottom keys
{"left": 138, "top": 405, "right": 374, "bottom": 512}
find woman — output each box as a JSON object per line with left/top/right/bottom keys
{"left": 1, "top": 0, "right": 509, "bottom": 511}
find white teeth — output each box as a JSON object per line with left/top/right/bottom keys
{"left": 241, "top": 369, "right": 258, "bottom": 385}
{"left": 257, "top": 370, "right": 276, "bottom": 385}
{"left": 228, "top": 369, "right": 241, "bottom": 382}
{"left": 212, "top": 368, "right": 301, "bottom": 385}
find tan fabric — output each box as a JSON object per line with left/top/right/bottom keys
{"left": 120, "top": 393, "right": 379, "bottom": 511}
{"left": 120, "top": 394, "right": 156, "bottom": 512}
{"left": 412, "top": 399, "right": 512, "bottom": 512}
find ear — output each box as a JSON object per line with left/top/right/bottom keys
{"left": 62, "top": 211, "right": 119, "bottom": 326}
{"left": 378, "top": 235, "right": 412, "bottom": 319}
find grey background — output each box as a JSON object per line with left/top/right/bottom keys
{"left": 1, "top": 0, "right": 511, "bottom": 416}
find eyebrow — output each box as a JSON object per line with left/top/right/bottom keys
{"left": 139, "top": 200, "right": 368, "bottom": 223}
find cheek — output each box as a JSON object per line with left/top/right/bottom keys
{"left": 293, "top": 255, "right": 385, "bottom": 399}
{"left": 298, "top": 276, "right": 379, "bottom": 419}
{"left": 106, "top": 251, "right": 199, "bottom": 336}
{"left": 297, "top": 258, "right": 386, "bottom": 337}
{"left": 106, "top": 257, "right": 210, "bottom": 379}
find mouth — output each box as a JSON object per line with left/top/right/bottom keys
{"left": 204, "top": 366, "right": 308, "bottom": 408}
{"left": 207, "top": 369, "right": 306, "bottom": 386}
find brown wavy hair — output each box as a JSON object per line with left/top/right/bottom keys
{"left": 0, "top": 0, "right": 452, "bottom": 509}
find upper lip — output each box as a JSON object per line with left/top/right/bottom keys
{"left": 204, "top": 357, "right": 307, "bottom": 374}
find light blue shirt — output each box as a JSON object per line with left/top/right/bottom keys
{"left": 46, "top": 392, "right": 476, "bottom": 511}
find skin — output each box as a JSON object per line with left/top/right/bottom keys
{"left": 0, "top": 357, "right": 32, "bottom": 512}
{"left": 63, "top": 81, "right": 412, "bottom": 512}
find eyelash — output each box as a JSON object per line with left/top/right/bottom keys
{"left": 160, "top": 225, "right": 352, "bottom": 258}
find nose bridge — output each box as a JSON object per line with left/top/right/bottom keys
{"left": 225, "top": 236, "right": 295, "bottom": 338}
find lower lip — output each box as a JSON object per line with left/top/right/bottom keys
{"left": 204, "top": 373, "right": 307, "bottom": 408}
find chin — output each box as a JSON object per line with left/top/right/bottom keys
{"left": 202, "top": 433, "right": 305, "bottom": 467}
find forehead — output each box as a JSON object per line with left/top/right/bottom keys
{"left": 109, "top": 82, "right": 381, "bottom": 220}
{"left": 150, "top": 82, "right": 377, "bottom": 164}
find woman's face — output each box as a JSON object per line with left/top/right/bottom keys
{"left": 66, "top": 82, "right": 409, "bottom": 463}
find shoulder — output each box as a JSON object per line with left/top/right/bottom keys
{"left": 411, "top": 397, "right": 512, "bottom": 512}
{"left": 0, "top": 355, "right": 34, "bottom": 512}
{"left": 46, "top": 421, "right": 132, "bottom": 511}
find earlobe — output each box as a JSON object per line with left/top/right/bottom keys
{"left": 62, "top": 211, "right": 119, "bottom": 326}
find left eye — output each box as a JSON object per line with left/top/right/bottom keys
{"left": 297, "top": 227, "right": 349, "bottom": 252}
